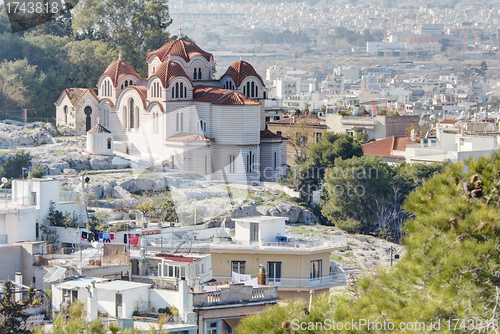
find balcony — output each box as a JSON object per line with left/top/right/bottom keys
{"left": 154, "top": 235, "right": 347, "bottom": 253}
{"left": 193, "top": 284, "right": 278, "bottom": 307}
{"left": 213, "top": 273, "right": 346, "bottom": 290}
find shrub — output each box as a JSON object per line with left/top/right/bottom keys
{"left": 334, "top": 219, "right": 364, "bottom": 234}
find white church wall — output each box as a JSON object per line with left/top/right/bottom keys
{"left": 211, "top": 105, "right": 260, "bottom": 145}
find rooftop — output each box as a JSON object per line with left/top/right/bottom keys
{"left": 233, "top": 216, "right": 288, "bottom": 223}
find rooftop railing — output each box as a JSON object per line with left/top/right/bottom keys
{"left": 213, "top": 273, "right": 346, "bottom": 289}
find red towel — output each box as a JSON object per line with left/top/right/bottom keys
{"left": 129, "top": 234, "right": 139, "bottom": 247}
{"left": 110, "top": 232, "right": 115, "bottom": 242}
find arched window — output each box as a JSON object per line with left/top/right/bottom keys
{"left": 263, "top": 91, "right": 267, "bottom": 99}
{"left": 122, "top": 106, "right": 127, "bottom": 130}
{"left": 180, "top": 82, "right": 184, "bottom": 98}
{"left": 229, "top": 154, "right": 236, "bottom": 173}
{"left": 63, "top": 106, "right": 68, "bottom": 124}
{"left": 193, "top": 68, "right": 197, "bottom": 80}
{"left": 184, "top": 86, "right": 187, "bottom": 98}
{"left": 125, "top": 81, "right": 128, "bottom": 87}
{"left": 251, "top": 81, "right": 255, "bottom": 97}
{"left": 153, "top": 112, "right": 159, "bottom": 134}
{"left": 204, "top": 155, "right": 209, "bottom": 174}
{"left": 246, "top": 82, "right": 250, "bottom": 97}
{"left": 104, "top": 108, "right": 109, "bottom": 126}
{"left": 129, "top": 80, "right": 133, "bottom": 86}
{"left": 246, "top": 151, "right": 255, "bottom": 173}
{"left": 198, "top": 68, "right": 202, "bottom": 80}
{"left": 175, "top": 82, "right": 179, "bottom": 98}
{"left": 135, "top": 106, "right": 139, "bottom": 128}
{"left": 180, "top": 113, "right": 184, "bottom": 132}
{"left": 243, "top": 86, "right": 246, "bottom": 96}
{"left": 273, "top": 151, "right": 278, "bottom": 169}
{"left": 107, "top": 138, "right": 112, "bottom": 150}
{"left": 172, "top": 86, "right": 175, "bottom": 99}
{"left": 176, "top": 113, "right": 179, "bottom": 132}
{"left": 121, "top": 84, "right": 124, "bottom": 89}
{"left": 129, "top": 99, "right": 135, "bottom": 129}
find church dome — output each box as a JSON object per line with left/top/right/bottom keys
{"left": 222, "top": 60, "right": 264, "bottom": 87}
{"left": 146, "top": 38, "right": 213, "bottom": 63}
{"left": 152, "top": 61, "right": 193, "bottom": 88}
{"left": 99, "top": 59, "right": 142, "bottom": 87}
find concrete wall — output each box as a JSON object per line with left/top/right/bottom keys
{"left": 0, "top": 245, "right": 22, "bottom": 282}
{"left": 210, "top": 251, "right": 331, "bottom": 281}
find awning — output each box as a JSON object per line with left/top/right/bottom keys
{"left": 224, "top": 318, "right": 242, "bottom": 330}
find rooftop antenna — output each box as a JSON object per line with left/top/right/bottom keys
{"left": 177, "top": 26, "right": 182, "bottom": 40}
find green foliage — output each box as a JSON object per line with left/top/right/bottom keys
{"left": 322, "top": 157, "right": 446, "bottom": 240}
{"left": 135, "top": 201, "right": 155, "bottom": 215}
{"left": 238, "top": 154, "right": 500, "bottom": 332}
{"left": 72, "top": 0, "right": 172, "bottom": 75}
{"left": 0, "top": 281, "right": 34, "bottom": 334}
{"left": 0, "top": 150, "right": 31, "bottom": 184}
{"left": 29, "top": 162, "right": 47, "bottom": 178}
{"left": 309, "top": 132, "right": 363, "bottom": 169}
{"left": 45, "top": 201, "right": 78, "bottom": 228}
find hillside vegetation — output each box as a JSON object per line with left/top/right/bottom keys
{"left": 237, "top": 152, "right": 500, "bottom": 333}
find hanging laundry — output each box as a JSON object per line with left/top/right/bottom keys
{"left": 110, "top": 232, "right": 115, "bottom": 242}
{"left": 129, "top": 234, "right": 139, "bottom": 247}
{"left": 98, "top": 232, "right": 103, "bottom": 242}
{"left": 103, "top": 232, "right": 110, "bottom": 243}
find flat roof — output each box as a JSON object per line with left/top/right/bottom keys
{"left": 233, "top": 216, "right": 288, "bottom": 223}
{"left": 97, "top": 280, "right": 151, "bottom": 292}
{"left": 56, "top": 277, "right": 106, "bottom": 289}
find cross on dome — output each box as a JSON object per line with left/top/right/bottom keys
{"left": 239, "top": 54, "right": 242, "bottom": 61}
{"left": 177, "top": 26, "right": 182, "bottom": 40}
{"left": 118, "top": 53, "right": 121, "bottom": 61}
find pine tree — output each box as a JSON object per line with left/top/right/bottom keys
{"left": 0, "top": 281, "right": 34, "bottom": 334}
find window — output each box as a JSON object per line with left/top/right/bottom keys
{"left": 316, "top": 132, "right": 322, "bottom": 143}
{"left": 273, "top": 151, "right": 278, "bottom": 170}
{"left": 129, "top": 99, "right": 135, "bottom": 129}
{"left": 276, "top": 131, "right": 282, "bottom": 136}
{"left": 104, "top": 108, "right": 109, "bottom": 126}
{"left": 107, "top": 138, "right": 112, "bottom": 150}
{"left": 135, "top": 106, "right": 139, "bottom": 128}
{"left": 122, "top": 106, "right": 127, "bottom": 130}
{"left": 250, "top": 222, "right": 259, "bottom": 242}
{"left": 204, "top": 154, "right": 209, "bottom": 174}
{"left": 180, "top": 113, "right": 184, "bottom": 132}
{"left": 231, "top": 261, "right": 246, "bottom": 274}
{"left": 268, "top": 262, "right": 282, "bottom": 283}
{"left": 246, "top": 151, "right": 255, "bottom": 173}
{"left": 129, "top": 80, "right": 133, "bottom": 86}
{"left": 198, "top": 120, "right": 207, "bottom": 133}
{"left": 229, "top": 154, "right": 236, "bottom": 173}
{"left": 176, "top": 113, "right": 179, "bottom": 132}
{"left": 197, "top": 68, "right": 202, "bottom": 80}
{"left": 193, "top": 68, "right": 197, "bottom": 80}
{"left": 206, "top": 322, "right": 217, "bottom": 334}
{"left": 153, "top": 112, "right": 159, "bottom": 134}
{"left": 63, "top": 106, "right": 68, "bottom": 124}
{"left": 310, "top": 260, "right": 322, "bottom": 280}
{"left": 175, "top": 82, "right": 179, "bottom": 98}
{"left": 125, "top": 81, "right": 128, "bottom": 87}
{"left": 36, "top": 223, "right": 39, "bottom": 239}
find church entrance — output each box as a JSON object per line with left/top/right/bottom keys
{"left": 84, "top": 106, "right": 92, "bottom": 132}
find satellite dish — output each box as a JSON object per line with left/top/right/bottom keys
{"left": 429, "top": 114, "right": 436, "bottom": 121}
{"left": 1, "top": 177, "right": 7, "bottom": 184}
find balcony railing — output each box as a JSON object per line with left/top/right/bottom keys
{"left": 149, "top": 235, "right": 347, "bottom": 252}
{"left": 193, "top": 285, "right": 278, "bottom": 306}
{"left": 213, "top": 273, "right": 346, "bottom": 289}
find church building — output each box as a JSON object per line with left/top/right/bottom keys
{"left": 55, "top": 33, "right": 287, "bottom": 182}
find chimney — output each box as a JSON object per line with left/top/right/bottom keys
{"left": 14, "top": 272, "right": 22, "bottom": 302}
